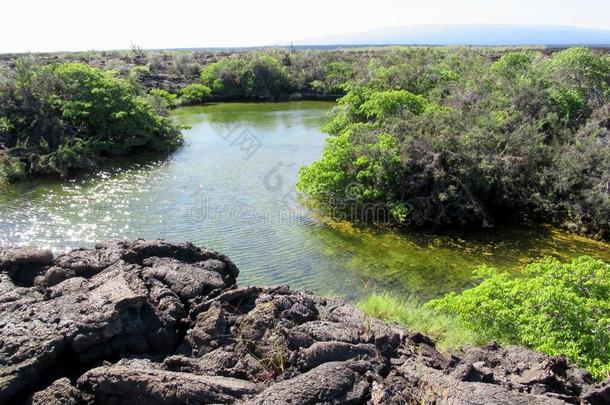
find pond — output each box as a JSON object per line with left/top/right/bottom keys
{"left": 1, "top": 101, "right": 610, "bottom": 300}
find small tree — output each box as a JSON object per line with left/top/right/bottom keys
{"left": 129, "top": 42, "right": 146, "bottom": 59}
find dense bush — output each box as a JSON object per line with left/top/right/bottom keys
{"left": 427, "top": 256, "right": 610, "bottom": 380}
{"left": 180, "top": 83, "right": 212, "bottom": 104}
{"left": 200, "top": 53, "right": 294, "bottom": 100}
{"left": 298, "top": 48, "right": 610, "bottom": 238}
{"left": 0, "top": 60, "right": 182, "bottom": 181}
{"left": 149, "top": 88, "right": 177, "bottom": 108}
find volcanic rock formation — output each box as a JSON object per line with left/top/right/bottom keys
{"left": 1, "top": 240, "right": 608, "bottom": 404}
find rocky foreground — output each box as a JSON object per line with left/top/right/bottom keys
{"left": 1, "top": 240, "right": 609, "bottom": 404}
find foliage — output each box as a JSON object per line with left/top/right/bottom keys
{"left": 298, "top": 47, "right": 610, "bottom": 238}
{"left": 200, "top": 53, "right": 294, "bottom": 100}
{"left": 298, "top": 126, "right": 408, "bottom": 223}
{"left": 2, "top": 47, "right": 609, "bottom": 236}
{"left": 358, "top": 293, "right": 485, "bottom": 350}
{"left": 0, "top": 152, "right": 25, "bottom": 182}
{"left": 130, "top": 66, "right": 151, "bottom": 81}
{"left": 309, "top": 61, "right": 354, "bottom": 94}
{"left": 179, "top": 83, "right": 211, "bottom": 104}
{"left": 0, "top": 61, "right": 182, "bottom": 180}
{"left": 490, "top": 50, "right": 537, "bottom": 78}
{"left": 171, "top": 53, "right": 201, "bottom": 77}
{"left": 149, "top": 88, "right": 177, "bottom": 108}
{"left": 427, "top": 256, "right": 610, "bottom": 381}
{"left": 360, "top": 90, "right": 430, "bottom": 120}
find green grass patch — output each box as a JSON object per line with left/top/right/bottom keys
{"left": 358, "top": 293, "right": 487, "bottom": 350}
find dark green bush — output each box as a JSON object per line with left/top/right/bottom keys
{"left": 0, "top": 61, "right": 182, "bottom": 180}
{"left": 308, "top": 61, "right": 355, "bottom": 94}
{"left": 287, "top": 50, "right": 360, "bottom": 95}
{"left": 298, "top": 48, "right": 610, "bottom": 238}
{"left": 200, "top": 54, "right": 294, "bottom": 100}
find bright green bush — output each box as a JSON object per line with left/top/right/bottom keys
{"left": 0, "top": 61, "right": 182, "bottom": 180}
{"left": 49, "top": 63, "right": 181, "bottom": 154}
{"left": 359, "top": 90, "right": 429, "bottom": 120}
{"left": 546, "top": 47, "right": 610, "bottom": 91}
{"left": 427, "top": 256, "right": 610, "bottom": 380}
{"left": 0, "top": 116, "right": 12, "bottom": 134}
{"left": 150, "top": 88, "right": 177, "bottom": 103}
{"left": 550, "top": 87, "right": 586, "bottom": 119}
{"left": 320, "top": 88, "right": 369, "bottom": 135}
{"left": 200, "top": 54, "right": 293, "bottom": 100}
{"left": 298, "top": 128, "right": 407, "bottom": 222}
{"left": 491, "top": 50, "right": 538, "bottom": 78}
{"left": 318, "top": 88, "right": 434, "bottom": 135}
{"left": 179, "top": 83, "right": 211, "bottom": 103}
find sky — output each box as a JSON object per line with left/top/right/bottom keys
{"left": 2, "top": 0, "right": 610, "bottom": 53}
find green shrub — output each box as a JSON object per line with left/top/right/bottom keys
{"left": 149, "top": 89, "right": 178, "bottom": 108}
{"left": 298, "top": 128, "right": 407, "bottom": 221}
{"left": 320, "top": 88, "right": 369, "bottom": 135}
{"left": 0, "top": 61, "right": 182, "bottom": 180}
{"left": 550, "top": 87, "right": 586, "bottom": 119}
{"left": 428, "top": 256, "right": 610, "bottom": 380}
{"left": 546, "top": 47, "right": 610, "bottom": 92}
{"left": 150, "top": 88, "right": 177, "bottom": 102}
{"left": 0, "top": 153, "right": 26, "bottom": 182}
{"left": 149, "top": 88, "right": 177, "bottom": 109}
{"left": 49, "top": 63, "right": 181, "bottom": 154}
{"left": 308, "top": 61, "right": 354, "bottom": 94}
{"left": 200, "top": 54, "right": 293, "bottom": 100}
{"left": 180, "top": 83, "right": 211, "bottom": 104}
{"left": 287, "top": 50, "right": 359, "bottom": 95}
{"left": 491, "top": 50, "right": 538, "bottom": 78}
{"left": 298, "top": 47, "right": 610, "bottom": 238}
{"left": 359, "top": 90, "right": 429, "bottom": 120}
{"left": 0, "top": 116, "right": 13, "bottom": 134}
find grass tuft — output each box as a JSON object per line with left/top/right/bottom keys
{"left": 358, "top": 293, "right": 487, "bottom": 350}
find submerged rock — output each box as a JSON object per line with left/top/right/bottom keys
{"left": 0, "top": 240, "right": 606, "bottom": 404}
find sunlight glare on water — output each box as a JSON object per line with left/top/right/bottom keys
{"left": 1, "top": 101, "right": 610, "bottom": 300}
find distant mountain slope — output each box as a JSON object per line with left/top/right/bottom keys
{"left": 293, "top": 24, "right": 610, "bottom": 46}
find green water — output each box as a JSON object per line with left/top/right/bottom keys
{"left": 1, "top": 101, "right": 609, "bottom": 300}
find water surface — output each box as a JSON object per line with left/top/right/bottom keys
{"left": 1, "top": 101, "right": 610, "bottom": 300}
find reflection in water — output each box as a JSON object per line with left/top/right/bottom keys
{"left": 1, "top": 101, "right": 610, "bottom": 301}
